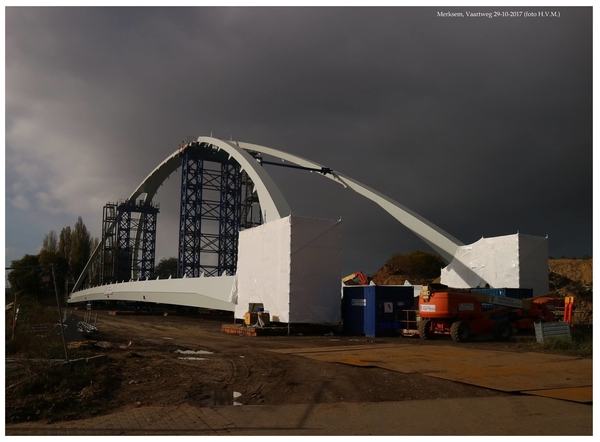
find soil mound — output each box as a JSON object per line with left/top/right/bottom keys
{"left": 371, "top": 251, "right": 444, "bottom": 286}
{"left": 548, "top": 258, "right": 592, "bottom": 324}
{"left": 549, "top": 258, "right": 593, "bottom": 287}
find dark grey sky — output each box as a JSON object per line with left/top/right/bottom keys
{"left": 5, "top": 7, "right": 593, "bottom": 275}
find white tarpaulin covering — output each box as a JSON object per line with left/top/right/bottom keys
{"left": 440, "top": 233, "right": 549, "bottom": 296}
{"left": 232, "top": 215, "right": 342, "bottom": 323}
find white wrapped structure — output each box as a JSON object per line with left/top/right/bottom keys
{"left": 440, "top": 233, "right": 549, "bottom": 296}
{"left": 232, "top": 215, "right": 342, "bottom": 323}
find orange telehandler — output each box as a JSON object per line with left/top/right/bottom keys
{"left": 416, "top": 284, "right": 574, "bottom": 342}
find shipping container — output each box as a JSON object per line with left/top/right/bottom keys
{"left": 342, "top": 285, "right": 415, "bottom": 336}
{"left": 365, "top": 286, "right": 415, "bottom": 337}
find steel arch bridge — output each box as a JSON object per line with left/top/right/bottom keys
{"left": 67, "top": 136, "right": 463, "bottom": 309}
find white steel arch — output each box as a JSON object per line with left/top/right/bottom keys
{"left": 70, "top": 135, "right": 463, "bottom": 307}
{"left": 126, "top": 137, "right": 291, "bottom": 220}
{"left": 72, "top": 138, "right": 291, "bottom": 293}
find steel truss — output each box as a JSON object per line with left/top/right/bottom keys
{"left": 178, "top": 142, "right": 258, "bottom": 278}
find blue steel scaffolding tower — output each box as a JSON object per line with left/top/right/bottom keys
{"left": 101, "top": 202, "right": 118, "bottom": 285}
{"left": 178, "top": 141, "right": 244, "bottom": 278}
{"left": 113, "top": 200, "right": 160, "bottom": 282}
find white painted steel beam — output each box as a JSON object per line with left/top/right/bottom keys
{"left": 68, "top": 275, "right": 235, "bottom": 311}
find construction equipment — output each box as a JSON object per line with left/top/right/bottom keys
{"left": 342, "top": 271, "right": 371, "bottom": 285}
{"left": 415, "top": 284, "right": 574, "bottom": 342}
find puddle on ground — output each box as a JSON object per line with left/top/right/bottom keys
{"left": 198, "top": 390, "right": 243, "bottom": 406}
{"left": 178, "top": 357, "right": 207, "bottom": 360}
{"left": 163, "top": 337, "right": 174, "bottom": 340}
{"left": 175, "top": 349, "right": 213, "bottom": 355}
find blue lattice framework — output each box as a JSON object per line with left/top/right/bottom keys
{"left": 114, "top": 200, "right": 160, "bottom": 282}
{"left": 100, "top": 202, "right": 118, "bottom": 285}
{"left": 178, "top": 142, "right": 244, "bottom": 278}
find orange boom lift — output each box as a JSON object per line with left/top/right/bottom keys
{"left": 417, "top": 284, "right": 574, "bottom": 342}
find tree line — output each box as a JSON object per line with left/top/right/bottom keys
{"left": 7, "top": 217, "right": 99, "bottom": 300}
{"left": 7, "top": 214, "right": 182, "bottom": 301}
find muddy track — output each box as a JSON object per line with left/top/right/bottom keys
{"left": 85, "top": 312, "right": 508, "bottom": 414}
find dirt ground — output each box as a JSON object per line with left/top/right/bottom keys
{"left": 7, "top": 310, "right": 530, "bottom": 423}
{"left": 6, "top": 258, "right": 591, "bottom": 424}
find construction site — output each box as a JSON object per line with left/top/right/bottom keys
{"left": 5, "top": 255, "right": 592, "bottom": 435}
{"left": 5, "top": 137, "right": 593, "bottom": 435}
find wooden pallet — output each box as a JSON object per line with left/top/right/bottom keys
{"left": 222, "top": 323, "right": 341, "bottom": 337}
{"left": 221, "top": 324, "right": 288, "bottom": 336}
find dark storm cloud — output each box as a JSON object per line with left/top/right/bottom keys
{"left": 5, "top": 7, "right": 592, "bottom": 272}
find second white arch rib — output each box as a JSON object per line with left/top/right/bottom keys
{"left": 232, "top": 139, "right": 463, "bottom": 262}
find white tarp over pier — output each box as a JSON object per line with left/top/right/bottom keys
{"left": 231, "top": 215, "right": 342, "bottom": 324}
{"left": 440, "top": 233, "right": 549, "bottom": 296}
